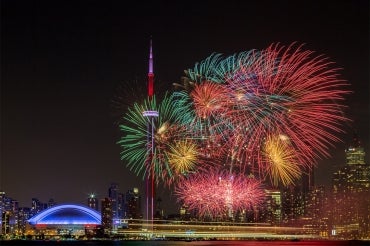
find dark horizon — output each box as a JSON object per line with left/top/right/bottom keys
{"left": 1, "top": 0, "right": 369, "bottom": 213}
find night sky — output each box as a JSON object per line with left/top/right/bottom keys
{"left": 1, "top": 0, "right": 369, "bottom": 214}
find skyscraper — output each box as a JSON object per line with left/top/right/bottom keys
{"left": 0, "top": 195, "right": 18, "bottom": 235}
{"left": 88, "top": 194, "right": 99, "bottom": 211}
{"left": 305, "top": 186, "right": 330, "bottom": 236}
{"left": 17, "top": 207, "right": 31, "bottom": 235}
{"left": 0, "top": 191, "right": 5, "bottom": 234}
{"left": 108, "top": 183, "right": 124, "bottom": 220}
{"left": 31, "top": 198, "right": 47, "bottom": 217}
{"left": 331, "top": 135, "right": 370, "bottom": 239}
{"left": 281, "top": 185, "right": 305, "bottom": 225}
{"left": 1, "top": 211, "right": 10, "bottom": 235}
{"left": 264, "top": 189, "right": 282, "bottom": 225}
{"left": 101, "top": 198, "right": 113, "bottom": 232}
{"left": 345, "top": 134, "right": 366, "bottom": 165}
{"left": 108, "top": 183, "right": 119, "bottom": 219}
{"left": 124, "top": 188, "right": 141, "bottom": 219}
{"left": 251, "top": 189, "right": 283, "bottom": 224}
{"left": 47, "top": 199, "right": 56, "bottom": 208}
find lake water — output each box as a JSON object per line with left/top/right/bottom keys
{"left": 0, "top": 240, "right": 368, "bottom": 246}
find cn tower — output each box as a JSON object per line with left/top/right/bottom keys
{"left": 142, "top": 38, "right": 157, "bottom": 227}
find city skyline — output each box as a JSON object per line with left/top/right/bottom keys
{"left": 1, "top": 0, "right": 369, "bottom": 213}
{"left": 1, "top": 140, "right": 368, "bottom": 239}
{"left": 2, "top": 135, "right": 367, "bottom": 208}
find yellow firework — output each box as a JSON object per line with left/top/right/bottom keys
{"left": 264, "top": 134, "right": 301, "bottom": 186}
{"left": 168, "top": 140, "right": 198, "bottom": 176}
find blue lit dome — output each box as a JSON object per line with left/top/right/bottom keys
{"left": 28, "top": 204, "right": 101, "bottom": 225}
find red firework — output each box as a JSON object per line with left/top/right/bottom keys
{"left": 190, "top": 81, "right": 231, "bottom": 119}
{"left": 224, "top": 43, "right": 350, "bottom": 177}
{"left": 187, "top": 81, "right": 234, "bottom": 162}
{"left": 175, "top": 168, "right": 265, "bottom": 218}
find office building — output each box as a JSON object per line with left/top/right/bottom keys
{"left": 108, "top": 183, "right": 124, "bottom": 220}
{"left": 331, "top": 135, "right": 370, "bottom": 239}
{"left": 124, "top": 188, "right": 141, "bottom": 219}
{"left": 87, "top": 194, "right": 99, "bottom": 211}
{"left": 101, "top": 198, "right": 113, "bottom": 231}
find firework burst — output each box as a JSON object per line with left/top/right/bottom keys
{"left": 172, "top": 86, "right": 231, "bottom": 163}
{"left": 224, "top": 43, "right": 350, "bottom": 175}
{"left": 118, "top": 93, "right": 202, "bottom": 185}
{"left": 190, "top": 81, "right": 231, "bottom": 119}
{"left": 118, "top": 42, "right": 351, "bottom": 217}
{"left": 175, "top": 168, "right": 264, "bottom": 218}
{"left": 263, "top": 134, "right": 302, "bottom": 187}
{"left": 167, "top": 139, "right": 198, "bottom": 176}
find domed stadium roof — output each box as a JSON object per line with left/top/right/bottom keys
{"left": 28, "top": 204, "right": 101, "bottom": 225}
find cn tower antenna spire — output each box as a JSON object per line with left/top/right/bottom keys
{"left": 148, "top": 37, "right": 154, "bottom": 97}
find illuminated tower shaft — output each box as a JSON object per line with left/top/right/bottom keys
{"left": 143, "top": 38, "right": 157, "bottom": 226}
{"left": 148, "top": 39, "right": 154, "bottom": 97}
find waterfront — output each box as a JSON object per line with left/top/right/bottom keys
{"left": 0, "top": 240, "right": 369, "bottom": 246}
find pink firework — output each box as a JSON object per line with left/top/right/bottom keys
{"left": 224, "top": 43, "right": 350, "bottom": 176}
{"left": 175, "top": 168, "right": 264, "bottom": 218}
